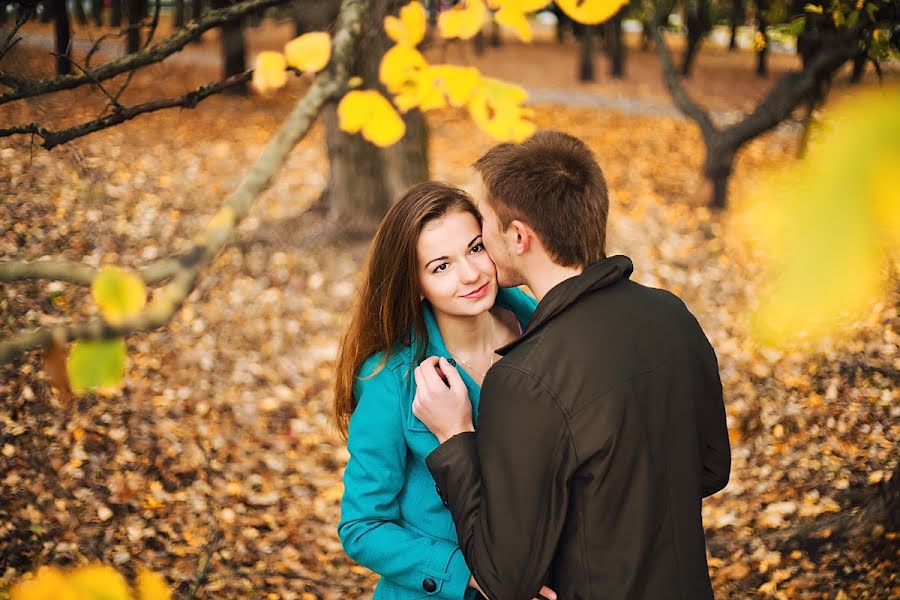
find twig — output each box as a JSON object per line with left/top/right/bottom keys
{"left": 186, "top": 441, "right": 224, "bottom": 600}
{"left": 0, "top": 0, "right": 369, "bottom": 366}
{"left": 49, "top": 51, "right": 123, "bottom": 109}
{"left": 0, "top": 5, "right": 34, "bottom": 63}
{"left": 0, "top": 0, "right": 290, "bottom": 106}
{"left": 0, "top": 70, "right": 253, "bottom": 149}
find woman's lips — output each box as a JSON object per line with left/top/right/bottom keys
{"left": 462, "top": 282, "right": 489, "bottom": 299}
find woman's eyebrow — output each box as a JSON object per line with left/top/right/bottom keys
{"left": 424, "top": 255, "right": 449, "bottom": 269}
{"left": 424, "top": 235, "right": 483, "bottom": 268}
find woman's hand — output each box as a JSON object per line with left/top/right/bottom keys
{"left": 468, "top": 576, "right": 558, "bottom": 600}
{"left": 412, "top": 356, "right": 474, "bottom": 444}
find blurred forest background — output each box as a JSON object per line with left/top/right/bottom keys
{"left": 1, "top": 0, "right": 898, "bottom": 598}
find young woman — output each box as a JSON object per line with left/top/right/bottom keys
{"left": 334, "top": 182, "right": 550, "bottom": 599}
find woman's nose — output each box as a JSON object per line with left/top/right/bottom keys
{"left": 458, "top": 258, "right": 480, "bottom": 283}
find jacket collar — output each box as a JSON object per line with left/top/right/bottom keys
{"left": 496, "top": 255, "right": 634, "bottom": 355}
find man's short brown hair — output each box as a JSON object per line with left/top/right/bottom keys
{"left": 473, "top": 130, "right": 609, "bottom": 268}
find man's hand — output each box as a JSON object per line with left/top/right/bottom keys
{"left": 468, "top": 576, "right": 558, "bottom": 600}
{"left": 412, "top": 356, "right": 474, "bottom": 444}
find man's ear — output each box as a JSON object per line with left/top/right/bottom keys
{"left": 509, "top": 220, "right": 533, "bottom": 256}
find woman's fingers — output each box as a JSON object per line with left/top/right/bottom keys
{"left": 534, "top": 585, "right": 557, "bottom": 600}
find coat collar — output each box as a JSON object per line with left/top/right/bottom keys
{"left": 496, "top": 255, "right": 634, "bottom": 356}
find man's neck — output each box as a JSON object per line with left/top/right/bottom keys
{"left": 524, "top": 260, "right": 585, "bottom": 302}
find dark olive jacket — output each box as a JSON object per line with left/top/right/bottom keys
{"left": 426, "top": 256, "right": 730, "bottom": 600}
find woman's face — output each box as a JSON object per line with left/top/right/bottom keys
{"left": 417, "top": 209, "right": 498, "bottom": 318}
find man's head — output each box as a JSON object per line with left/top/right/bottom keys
{"left": 472, "top": 131, "right": 609, "bottom": 287}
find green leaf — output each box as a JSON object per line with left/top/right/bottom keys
{"left": 67, "top": 339, "right": 127, "bottom": 394}
{"left": 92, "top": 266, "right": 146, "bottom": 325}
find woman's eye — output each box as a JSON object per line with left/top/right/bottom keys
{"left": 471, "top": 243, "right": 484, "bottom": 253}
{"left": 433, "top": 263, "right": 448, "bottom": 273}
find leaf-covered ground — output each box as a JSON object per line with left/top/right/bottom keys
{"left": 2, "top": 25, "right": 898, "bottom": 599}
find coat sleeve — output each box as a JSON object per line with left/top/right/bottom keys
{"left": 693, "top": 330, "right": 731, "bottom": 497}
{"left": 338, "top": 362, "right": 472, "bottom": 598}
{"left": 426, "top": 366, "right": 580, "bottom": 600}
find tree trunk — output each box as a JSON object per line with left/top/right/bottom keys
{"left": 91, "top": 0, "right": 102, "bottom": 26}
{"left": 755, "top": 0, "right": 769, "bottom": 77}
{"left": 319, "top": 0, "right": 428, "bottom": 231}
{"left": 850, "top": 50, "right": 866, "bottom": 83}
{"left": 704, "top": 136, "right": 736, "bottom": 210}
{"left": 682, "top": 0, "right": 711, "bottom": 77}
{"left": 490, "top": 17, "right": 501, "bottom": 47}
{"left": 294, "top": 0, "right": 340, "bottom": 38}
{"left": 53, "top": 0, "right": 71, "bottom": 75}
{"left": 729, "top": 0, "right": 743, "bottom": 51}
{"left": 604, "top": 11, "right": 625, "bottom": 79}
{"left": 174, "top": 0, "right": 185, "bottom": 27}
{"left": 190, "top": 0, "right": 203, "bottom": 43}
{"left": 110, "top": 0, "right": 122, "bottom": 26}
{"left": 578, "top": 26, "right": 595, "bottom": 82}
{"left": 73, "top": 0, "right": 88, "bottom": 25}
{"left": 474, "top": 29, "right": 485, "bottom": 55}
{"left": 214, "top": 0, "right": 247, "bottom": 95}
{"left": 126, "top": 0, "right": 141, "bottom": 53}
{"left": 41, "top": 0, "right": 53, "bottom": 22}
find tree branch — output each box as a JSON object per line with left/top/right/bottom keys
{"left": 651, "top": 10, "right": 716, "bottom": 137}
{"left": 0, "top": 0, "right": 289, "bottom": 105}
{"left": 0, "top": 70, "right": 253, "bottom": 149}
{"left": 0, "top": 254, "right": 186, "bottom": 286}
{"left": 0, "top": 4, "right": 34, "bottom": 63}
{"left": 0, "top": 0, "right": 369, "bottom": 365}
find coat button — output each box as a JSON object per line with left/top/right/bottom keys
{"left": 446, "top": 357, "right": 457, "bottom": 367}
{"left": 422, "top": 578, "right": 437, "bottom": 592}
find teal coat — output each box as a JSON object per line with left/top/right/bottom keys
{"left": 339, "top": 287, "right": 537, "bottom": 600}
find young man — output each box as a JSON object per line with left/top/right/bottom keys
{"left": 412, "top": 131, "right": 730, "bottom": 600}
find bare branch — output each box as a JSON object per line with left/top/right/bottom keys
{"left": 0, "top": 0, "right": 370, "bottom": 365}
{"left": 0, "top": 5, "right": 34, "bottom": 63}
{"left": 650, "top": 13, "right": 716, "bottom": 136}
{"left": 50, "top": 50, "right": 123, "bottom": 109}
{"left": 0, "top": 70, "right": 253, "bottom": 149}
{"left": 0, "top": 0, "right": 290, "bottom": 105}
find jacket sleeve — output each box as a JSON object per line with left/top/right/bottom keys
{"left": 695, "top": 330, "right": 730, "bottom": 497}
{"left": 338, "top": 362, "right": 472, "bottom": 599}
{"left": 426, "top": 366, "right": 579, "bottom": 600}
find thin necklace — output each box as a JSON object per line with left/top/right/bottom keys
{"left": 446, "top": 315, "right": 495, "bottom": 378}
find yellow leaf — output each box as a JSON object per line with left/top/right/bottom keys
{"left": 734, "top": 86, "right": 900, "bottom": 347}
{"left": 337, "top": 90, "right": 406, "bottom": 147}
{"left": 69, "top": 565, "right": 131, "bottom": 600}
{"left": 379, "top": 44, "right": 428, "bottom": 94}
{"left": 804, "top": 2, "right": 824, "bottom": 12}
{"left": 556, "top": 0, "right": 628, "bottom": 24}
{"left": 439, "top": 0, "right": 488, "bottom": 39}
{"left": 284, "top": 31, "right": 331, "bottom": 73}
{"left": 92, "top": 266, "right": 146, "bottom": 325}
{"left": 137, "top": 569, "right": 171, "bottom": 600}
{"left": 468, "top": 77, "right": 535, "bottom": 142}
{"left": 252, "top": 51, "right": 287, "bottom": 94}
{"left": 67, "top": 339, "right": 127, "bottom": 395}
{"left": 429, "top": 65, "right": 481, "bottom": 106}
{"left": 384, "top": 1, "right": 426, "bottom": 47}
{"left": 495, "top": 6, "right": 533, "bottom": 41}
{"left": 11, "top": 567, "right": 81, "bottom": 600}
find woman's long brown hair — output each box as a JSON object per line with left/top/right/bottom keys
{"left": 333, "top": 182, "right": 482, "bottom": 439}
